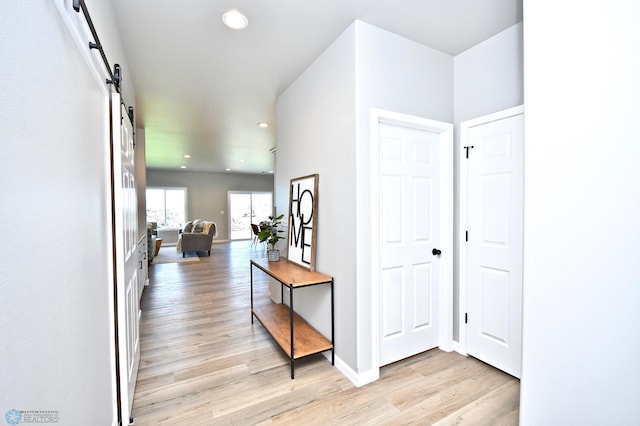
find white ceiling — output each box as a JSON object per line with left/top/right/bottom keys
{"left": 111, "top": 0, "right": 522, "bottom": 174}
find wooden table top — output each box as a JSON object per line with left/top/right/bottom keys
{"left": 251, "top": 258, "right": 332, "bottom": 287}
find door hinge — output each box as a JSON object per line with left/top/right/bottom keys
{"left": 465, "top": 231, "right": 468, "bottom": 242}
{"left": 464, "top": 145, "right": 474, "bottom": 158}
{"left": 465, "top": 313, "right": 468, "bottom": 324}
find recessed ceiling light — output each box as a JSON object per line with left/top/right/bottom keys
{"left": 222, "top": 10, "right": 248, "bottom": 30}
{"left": 183, "top": 154, "right": 191, "bottom": 158}
{"left": 180, "top": 165, "right": 186, "bottom": 169}
{"left": 257, "top": 122, "right": 269, "bottom": 128}
{"left": 269, "top": 171, "right": 274, "bottom": 174}
{"left": 225, "top": 168, "right": 231, "bottom": 172}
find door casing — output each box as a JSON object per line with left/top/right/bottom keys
{"left": 370, "top": 108, "right": 454, "bottom": 381}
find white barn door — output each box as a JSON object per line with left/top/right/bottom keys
{"left": 461, "top": 106, "right": 524, "bottom": 378}
{"left": 111, "top": 92, "right": 140, "bottom": 423}
{"left": 376, "top": 113, "right": 453, "bottom": 367}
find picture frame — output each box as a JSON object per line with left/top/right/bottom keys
{"left": 287, "top": 174, "right": 319, "bottom": 271}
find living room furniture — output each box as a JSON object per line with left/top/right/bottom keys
{"left": 177, "top": 219, "right": 217, "bottom": 257}
{"left": 147, "top": 222, "right": 158, "bottom": 263}
{"left": 250, "top": 258, "right": 334, "bottom": 379}
{"left": 251, "top": 223, "right": 261, "bottom": 247}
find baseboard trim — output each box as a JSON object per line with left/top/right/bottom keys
{"left": 439, "top": 341, "right": 454, "bottom": 353}
{"left": 452, "top": 341, "right": 467, "bottom": 356}
{"left": 328, "top": 353, "right": 379, "bottom": 388}
{"left": 331, "top": 344, "right": 456, "bottom": 388}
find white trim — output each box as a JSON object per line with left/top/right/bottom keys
{"left": 438, "top": 119, "right": 454, "bottom": 352}
{"left": 370, "top": 108, "right": 454, "bottom": 377}
{"left": 452, "top": 340, "right": 466, "bottom": 356}
{"left": 458, "top": 105, "right": 524, "bottom": 356}
{"left": 460, "top": 104, "right": 524, "bottom": 129}
{"left": 370, "top": 111, "right": 381, "bottom": 371}
{"left": 319, "top": 350, "right": 379, "bottom": 388}
{"left": 333, "top": 355, "right": 379, "bottom": 388}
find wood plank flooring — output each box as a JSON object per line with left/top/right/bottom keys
{"left": 132, "top": 241, "right": 519, "bottom": 425}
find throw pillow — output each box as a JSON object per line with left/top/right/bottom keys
{"left": 193, "top": 221, "right": 205, "bottom": 233}
{"left": 191, "top": 219, "right": 200, "bottom": 233}
{"left": 202, "top": 221, "right": 213, "bottom": 235}
{"left": 183, "top": 221, "right": 193, "bottom": 233}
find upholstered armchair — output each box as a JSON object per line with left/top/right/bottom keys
{"left": 177, "top": 219, "right": 217, "bottom": 257}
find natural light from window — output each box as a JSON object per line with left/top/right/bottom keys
{"left": 229, "top": 191, "right": 273, "bottom": 240}
{"left": 146, "top": 187, "right": 187, "bottom": 229}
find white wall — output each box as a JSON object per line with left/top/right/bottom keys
{"left": 521, "top": 1, "right": 640, "bottom": 423}
{"left": 454, "top": 23, "right": 523, "bottom": 124}
{"left": 277, "top": 20, "right": 453, "bottom": 377}
{"left": 354, "top": 21, "right": 453, "bottom": 375}
{"left": 276, "top": 23, "right": 358, "bottom": 368}
{"left": 0, "top": 0, "right": 133, "bottom": 423}
{"left": 453, "top": 23, "right": 524, "bottom": 340}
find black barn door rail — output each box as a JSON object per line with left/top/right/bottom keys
{"left": 72, "top": 0, "right": 123, "bottom": 93}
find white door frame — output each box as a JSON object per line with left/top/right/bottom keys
{"left": 457, "top": 105, "right": 524, "bottom": 355}
{"left": 370, "top": 108, "right": 454, "bottom": 377}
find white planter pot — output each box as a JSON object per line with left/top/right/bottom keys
{"left": 267, "top": 249, "right": 280, "bottom": 262}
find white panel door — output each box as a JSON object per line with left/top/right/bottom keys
{"left": 379, "top": 122, "right": 441, "bottom": 366}
{"left": 111, "top": 92, "right": 140, "bottom": 424}
{"left": 466, "top": 112, "right": 523, "bottom": 378}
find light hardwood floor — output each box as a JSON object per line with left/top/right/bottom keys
{"left": 132, "top": 241, "right": 519, "bottom": 425}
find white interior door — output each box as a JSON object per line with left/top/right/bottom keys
{"left": 463, "top": 108, "right": 523, "bottom": 378}
{"left": 378, "top": 121, "right": 443, "bottom": 366}
{"left": 111, "top": 92, "right": 140, "bottom": 423}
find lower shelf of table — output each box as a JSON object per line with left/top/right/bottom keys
{"left": 252, "top": 303, "right": 333, "bottom": 359}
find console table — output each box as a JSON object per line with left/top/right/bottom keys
{"left": 250, "top": 258, "right": 334, "bottom": 379}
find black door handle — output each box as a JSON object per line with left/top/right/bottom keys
{"left": 432, "top": 248, "right": 442, "bottom": 256}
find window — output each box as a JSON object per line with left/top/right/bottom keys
{"left": 146, "top": 187, "right": 187, "bottom": 228}
{"left": 228, "top": 191, "right": 273, "bottom": 240}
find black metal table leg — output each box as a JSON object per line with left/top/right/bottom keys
{"left": 290, "top": 286, "right": 295, "bottom": 379}
{"left": 250, "top": 262, "right": 254, "bottom": 324}
{"left": 331, "top": 278, "right": 335, "bottom": 365}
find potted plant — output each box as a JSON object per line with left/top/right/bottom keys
{"left": 258, "top": 214, "right": 285, "bottom": 261}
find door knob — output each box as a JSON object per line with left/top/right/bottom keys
{"left": 432, "top": 248, "right": 442, "bottom": 256}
